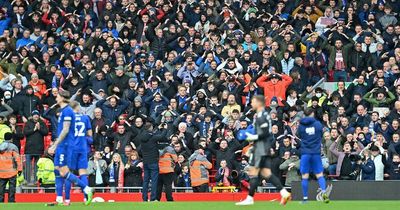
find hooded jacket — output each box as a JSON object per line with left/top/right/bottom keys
{"left": 256, "top": 74, "right": 293, "bottom": 107}
{"left": 19, "top": 86, "right": 42, "bottom": 118}
{"left": 0, "top": 142, "right": 22, "bottom": 178}
{"left": 189, "top": 150, "right": 212, "bottom": 187}
{"left": 159, "top": 146, "right": 178, "bottom": 174}
{"left": 298, "top": 117, "right": 323, "bottom": 154}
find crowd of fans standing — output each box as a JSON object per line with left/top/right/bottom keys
{"left": 0, "top": 0, "right": 399, "bottom": 196}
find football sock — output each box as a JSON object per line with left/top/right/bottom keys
{"left": 317, "top": 176, "right": 327, "bottom": 193}
{"left": 302, "top": 178, "right": 309, "bottom": 200}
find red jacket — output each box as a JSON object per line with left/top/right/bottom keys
{"left": 256, "top": 74, "right": 293, "bottom": 107}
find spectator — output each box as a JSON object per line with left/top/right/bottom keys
{"left": 88, "top": 151, "right": 108, "bottom": 188}
{"left": 71, "top": 89, "right": 103, "bottom": 119}
{"left": 19, "top": 85, "right": 43, "bottom": 122}
{"left": 208, "top": 138, "right": 241, "bottom": 170}
{"left": 124, "top": 150, "right": 143, "bottom": 190}
{"left": 363, "top": 87, "right": 396, "bottom": 108}
{"left": 0, "top": 0, "right": 398, "bottom": 193}
{"left": 110, "top": 124, "right": 135, "bottom": 156}
{"left": 96, "top": 95, "right": 130, "bottom": 125}
{"left": 176, "top": 165, "right": 191, "bottom": 188}
{"left": 0, "top": 133, "right": 22, "bottom": 203}
{"left": 279, "top": 149, "right": 301, "bottom": 186}
{"left": 93, "top": 125, "right": 111, "bottom": 155}
{"left": 28, "top": 73, "right": 47, "bottom": 99}
{"left": 221, "top": 94, "right": 241, "bottom": 118}
{"left": 189, "top": 147, "right": 212, "bottom": 192}
{"left": 256, "top": 73, "right": 293, "bottom": 107}
{"left": 7, "top": 115, "right": 23, "bottom": 152}
{"left": 23, "top": 110, "right": 48, "bottom": 184}
{"left": 322, "top": 31, "right": 354, "bottom": 81}
{"left": 379, "top": 5, "right": 398, "bottom": 29}
{"left": 108, "top": 153, "right": 124, "bottom": 192}
{"left": 369, "top": 143, "right": 387, "bottom": 181}
{"left": 356, "top": 149, "right": 375, "bottom": 181}
{"left": 215, "top": 159, "right": 231, "bottom": 187}
{"left": 329, "top": 138, "right": 364, "bottom": 179}
{"left": 387, "top": 154, "right": 400, "bottom": 180}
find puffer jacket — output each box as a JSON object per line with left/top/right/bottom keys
{"left": 189, "top": 150, "right": 212, "bottom": 187}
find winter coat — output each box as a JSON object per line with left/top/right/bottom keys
{"left": 256, "top": 74, "right": 293, "bottom": 106}
{"left": 96, "top": 99, "right": 130, "bottom": 125}
{"left": 279, "top": 157, "right": 301, "bottom": 186}
{"left": 23, "top": 119, "right": 49, "bottom": 155}
{"left": 189, "top": 150, "right": 212, "bottom": 187}
{"left": 124, "top": 160, "right": 143, "bottom": 187}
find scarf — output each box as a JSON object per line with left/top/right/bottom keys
{"left": 95, "top": 161, "right": 103, "bottom": 185}
{"left": 109, "top": 162, "right": 125, "bottom": 191}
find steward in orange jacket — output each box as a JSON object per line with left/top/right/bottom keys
{"left": 157, "top": 146, "right": 177, "bottom": 201}
{"left": 256, "top": 73, "right": 293, "bottom": 107}
{"left": 189, "top": 148, "right": 212, "bottom": 192}
{"left": 0, "top": 139, "right": 22, "bottom": 202}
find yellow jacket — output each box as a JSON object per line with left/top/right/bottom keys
{"left": 37, "top": 157, "right": 55, "bottom": 184}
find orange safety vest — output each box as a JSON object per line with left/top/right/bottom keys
{"left": 189, "top": 152, "right": 212, "bottom": 187}
{"left": 0, "top": 143, "right": 22, "bottom": 179}
{"left": 159, "top": 146, "right": 178, "bottom": 174}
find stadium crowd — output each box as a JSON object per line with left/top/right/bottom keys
{"left": 0, "top": 0, "right": 400, "bottom": 197}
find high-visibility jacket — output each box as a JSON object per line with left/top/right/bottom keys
{"left": 37, "top": 157, "right": 55, "bottom": 184}
{"left": 159, "top": 146, "right": 178, "bottom": 174}
{"left": 0, "top": 124, "right": 11, "bottom": 144}
{"left": 0, "top": 142, "right": 22, "bottom": 179}
{"left": 189, "top": 150, "right": 212, "bottom": 187}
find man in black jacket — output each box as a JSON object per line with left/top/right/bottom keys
{"left": 137, "top": 122, "right": 168, "bottom": 202}
{"left": 23, "top": 110, "right": 48, "bottom": 184}
{"left": 19, "top": 85, "right": 43, "bottom": 123}
{"left": 111, "top": 124, "right": 136, "bottom": 157}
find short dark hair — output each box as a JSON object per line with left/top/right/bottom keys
{"left": 304, "top": 108, "right": 314, "bottom": 117}
{"left": 252, "top": 95, "right": 265, "bottom": 106}
{"left": 144, "top": 122, "right": 153, "bottom": 131}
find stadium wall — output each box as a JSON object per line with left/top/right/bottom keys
{"left": 291, "top": 181, "right": 400, "bottom": 200}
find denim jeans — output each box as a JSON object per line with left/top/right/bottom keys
{"left": 328, "top": 164, "right": 337, "bottom": 176}
{"left": 25, "top": 154, "right": 40, "bottom": 184}
{"left": 142, "top": 162, "right": 159, "bottom": 201}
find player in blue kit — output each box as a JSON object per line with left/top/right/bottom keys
{"left": 297, "top": 108, "right": 330, "bottom": 204}
{"left": 47, "top": 90, "right": 93, "bottom": 206}
{"left": 64, "top": 101, "right": 93, "bottom": 204}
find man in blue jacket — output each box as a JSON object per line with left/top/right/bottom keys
{"left": 297, "top": 108, "right": 330, "bottom": 203}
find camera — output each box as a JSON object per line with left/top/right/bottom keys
{"left": 349, "top": 154, "right": 362, "bottom": 162}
